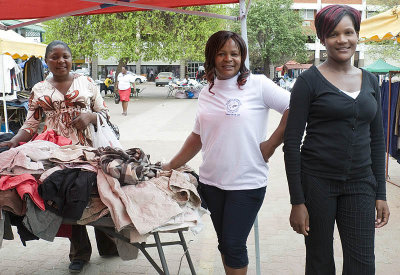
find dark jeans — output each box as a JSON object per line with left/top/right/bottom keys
{"left": 301, "top": 173, "right": 377, "bottom": 275}
{"left": 199, "top": 182, "right": 266, "bottom": 269}
{"left": 69, "top": 225, "right": 118, "bottom": 262}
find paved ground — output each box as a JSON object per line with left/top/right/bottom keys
{"left": 1, "top": 83, "right": 399, "bottom": 274}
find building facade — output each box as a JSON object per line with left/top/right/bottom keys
{"left": 1, "top": 20, "right": 45, "bottom": 43}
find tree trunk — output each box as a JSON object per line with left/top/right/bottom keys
{"left": 263, "top": 58, "right": 271, "bottom": 78}
{"left": 115, "top": 57, "right": 129, "bottom": 92}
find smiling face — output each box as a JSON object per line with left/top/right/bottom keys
{"left": 215, "top": 38, "right": 241, "bottom": 80}
{"left": 45, "top": 45, "right": 72, "bottom": 77}
{"left": 323, "top": 15, "right": 358, "bottom": 64}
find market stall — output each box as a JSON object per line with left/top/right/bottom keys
{"left": 359, "top": 6, "right": 400, "bottom": 188}
{"left": 0, "top": 28, "right": 46, "bottom": 132}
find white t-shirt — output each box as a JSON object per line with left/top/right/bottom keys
{"left": 341, "top": 90, "right": 360, "bottom": 99}
{"left": 117, "top": 72, "right": 135, "bottom": 90}
{"left": 193, "top": 74, "right": 290, "bottom": 190}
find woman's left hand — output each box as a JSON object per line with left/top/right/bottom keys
{"left": 375, "top": 200, "right": 390, "bottom": 228}
{"left": 260, "top": 140, "right": 275, "bottom": 163}
{"left": 71, "top": 113, "right": 95, "bottom": 130}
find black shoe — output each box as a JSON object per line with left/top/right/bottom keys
{"left": 69, "top": 260, "right": 86, "bottom": 273}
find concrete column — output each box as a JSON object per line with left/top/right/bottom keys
{"left": 91, "top": 56, "right": 99, "bottom": 79}
{"left": 179, "top": 59, "right": 186, "bottom": 79}
{"left": 136, "top": 58, "right": 141, "bottom": 75}
{"left": 358, "top": 44, "right": 365, "bottom": 68}
{"left": 269, "top": 64, "right": 274, "bottom": 79}
{"left": 314, "top": 39, "right": 321, "bottom": 65}
{"left": 362, "top": 0, "right": 367, "bottom": 20}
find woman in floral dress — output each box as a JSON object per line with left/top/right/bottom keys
{"left": 0, "top": 40, "right": 118, "bottom": 273}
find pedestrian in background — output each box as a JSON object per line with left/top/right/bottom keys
{"left": 117, "top": 65, "right": 135, "bottom": 116}
{"left": 163, "top": 30, "right": 290, "bottom": 275}
{"left": 284, "top": 5, "right": 390, "bottom": 274}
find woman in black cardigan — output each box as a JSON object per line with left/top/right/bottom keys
{"left": 283, "top": 5, "right": 390, "bottom": 274}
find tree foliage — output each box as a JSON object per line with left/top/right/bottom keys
{"left": 367, "top": 0, "right": 400, "bottom": 9}
{"left": 43, "top": 6, "right": 227, "bottom": 64}
{"left": 233, "top": 0, "right": 308, "bottom": 76}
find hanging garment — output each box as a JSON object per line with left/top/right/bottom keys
{"left": 25, "top": 57, "right": 44, "bottom": 90}
{"left": 381, "top": 81, "right": 400, "bottom": 160}
{"left": 22, "top": 197, "right": 63, "bottom": 242}
{"left": 8, "top": 212, "right": 39, "bottom": 246}
{"left": 38, "top": 168, "right": 96, "bottom": 220}
{"left": 0, "top": 188, "right": 26, "bottom": 216}
{"left": 0, "top": 55, "right": 17, "bottom": 99}
{"left": 0, "top": 174, "right": 44, "bottom": 210}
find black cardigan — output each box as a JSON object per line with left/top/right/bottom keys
{"left": 283, "top": 66, "right": 386, "bottom": 204}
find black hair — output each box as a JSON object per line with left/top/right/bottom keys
{"left": 45, "top": 40, "right": 72, "bottom": 59}
{"left": 315, "top": 5, "right": 361, "bottom": 43}
{"left": 204, "top": 31, "right": 249, "bottom": 93}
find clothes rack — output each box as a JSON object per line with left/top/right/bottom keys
{"left": 385, "top": 70, "right": 400, "bottom": 188}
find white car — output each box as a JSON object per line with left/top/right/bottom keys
{"left": 74, "top": 68, "right": 90, "bottom": 76}
{"left": 128, "top": 72, "right": 147, "bottom": 84}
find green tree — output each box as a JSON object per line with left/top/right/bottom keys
{"left": 367, "top": 0, "right": 400, "bottom": 9}
{"left": 233, "top": 0, "right": 308, "bottom": 76}
{"left": 43, "top": 6, "right": 227, "bottom": 77}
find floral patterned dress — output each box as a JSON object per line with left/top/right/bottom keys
{"left": 21, "top": 74, "right": 109, "bottom": 146}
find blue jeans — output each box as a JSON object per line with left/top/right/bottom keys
{"left": 199, "top": 182, "right": 266, "bottom": 268}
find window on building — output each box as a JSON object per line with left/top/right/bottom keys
{"left": 302, "top": 9, "right": 314, "bottom": 20}
{"left": 187, "top": 62, "right": 203, "bottom": 79}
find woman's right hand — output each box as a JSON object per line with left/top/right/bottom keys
{"left": 0, "top": 139, "right": 19, "bottom": 150}
{"left": 161, "top": 162, "right": 172, "bottom": 171}
{"left": 290, "top": 203, "right": 310, "bottom": 236}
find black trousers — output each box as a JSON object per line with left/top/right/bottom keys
{"left": 199, "top": 183, "right": 266, "bottom": 269}
{"left": 301, "top": 173, "right": 377, "bottom": 275}
{"left": 69, "top": 225, "right": 118, "bottom": 262}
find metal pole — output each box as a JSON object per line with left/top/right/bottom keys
{"left": 1, "top": 56, "right": 9, "bottom": 133}
{"left": 239, "top": 1, "right": 260, "bottom": 274}
{"left": 239, "top": 0, "right": 250, "bottom": 68}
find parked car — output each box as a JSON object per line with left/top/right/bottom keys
{"left": 74, "top": 68, "right": 90, "bottom": 76}
{"left": 128, "top": 72, "right": 147, "bottom": 84}
{"left": 155, "top": 72, "right": 174, "bottom": 86}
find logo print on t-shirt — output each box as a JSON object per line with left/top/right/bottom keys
{"left": 225, "top": 98, "right": 241, "bottom": 116}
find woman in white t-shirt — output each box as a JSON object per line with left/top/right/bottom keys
{"left": 117, "top": 65, "right": 135, "bottom": 116}
{"left": 163, "top": 31, "right": 290, "bottom": 274}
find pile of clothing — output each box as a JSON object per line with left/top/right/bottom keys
{"left": 0, "top": 130, "right": 206, "bottom": 256}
